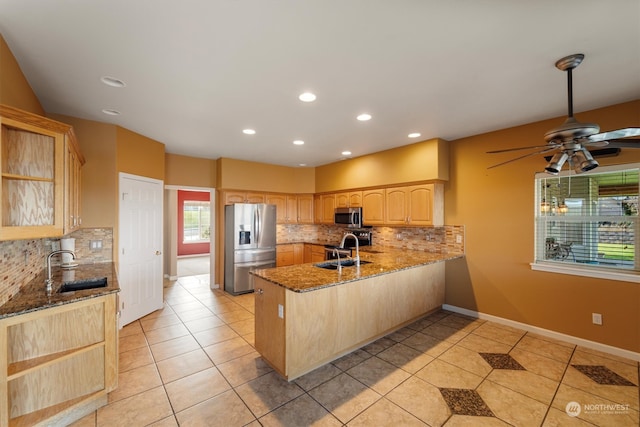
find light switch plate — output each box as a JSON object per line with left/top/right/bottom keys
{"left": 278, "top": 304, "right": 284, "bottom": 319}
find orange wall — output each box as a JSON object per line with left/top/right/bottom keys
{"left": 165, "top": 153, "right": 217, "bottom": 188}
{"left": 445, "top": 100, "right": 640, "bottom": 353}
{"left": 0, "top": 34, "right": 44, "bottom": 115}
{"left": 315, "top": 138, "right": 449, "bottom": 193}
{"left": 116, "top": 126, "right": 165, "bottom": 181}
{"left": 217, "top": 157, "right": 315, "bottom": 193}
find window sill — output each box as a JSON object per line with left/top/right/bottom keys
{"left": 531, "top": 262, "right": 640, "bottom": 283}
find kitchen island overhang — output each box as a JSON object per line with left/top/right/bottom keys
{"left": 251, "top": 247, "right": 462, "bottom": 381}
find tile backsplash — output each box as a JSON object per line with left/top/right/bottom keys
{"left": 0, "top": 228, "right": 113, "bottom": 306}
{"left": 277, "top": 223, "right": 465, "bottom": 255}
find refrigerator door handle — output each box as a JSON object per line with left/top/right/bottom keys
{"left": 255, "top": 207, "right": 261, "bottom": 244}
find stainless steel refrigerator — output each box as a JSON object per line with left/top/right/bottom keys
{"left": 224, "top": 203, "right": 277, "bottom": 295}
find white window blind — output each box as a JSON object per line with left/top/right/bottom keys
{"left": 534, "top": 164, "right": 639, "bottom": 272}
{"left": 183, "top": 200, "right": 211, "bottom": 243}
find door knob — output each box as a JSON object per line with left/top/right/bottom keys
{"left": 155, "top": 251, "right": 162, "bottom": 255}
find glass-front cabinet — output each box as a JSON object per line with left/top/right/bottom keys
{"left": 0, "top": 105, "right": 82, "bottom": 240}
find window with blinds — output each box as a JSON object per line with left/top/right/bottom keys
{"left": 534, "top": 164, "right": 639, "bottom": 272}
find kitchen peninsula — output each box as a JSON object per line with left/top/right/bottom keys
{"left": 252, "top": 247, "right": 462, "bottom": 381}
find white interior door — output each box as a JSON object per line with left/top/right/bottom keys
{"left": 118, "top": 172, "right": 164, "bottom": 327}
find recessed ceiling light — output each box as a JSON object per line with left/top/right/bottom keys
{"left": 298, "top": 92, "right": 316, "bottom": 102}
{"left": 242, "top": 129, "right": 256, "bottom": 135}
{"left": 101, "top": 108, "right": 121, "bottom": 116}
{"left": 293, "top": 140, "right": 305, "bottom": 145}
{"left": 299, "top": 163, "right": 307, "bottom": 167}
{"left": 100, "top": 76, "right": 126, "bottom": 88}
{"left": 357, "top": 113, "right": 372, "bottom": 121}
{"left": 408, "top": 132, "right": 421, "bottom": 138}
{"left": 342, "top": 151, "right": 352, "bottom": 156}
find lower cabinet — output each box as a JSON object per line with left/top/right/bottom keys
{"left": 254, "top": 262, "right": 445, "bottom": 381}
{"left": 0, "top": 294, "right": 118, "bottom": 427}
{"left": 304, "top": 244, "right": 325, "bottom": 263}
{"left": 276, "top": 244, "right": 304, "bottom": 267}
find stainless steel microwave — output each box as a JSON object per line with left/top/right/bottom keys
{"left": 334, "top": 207, "right": 362, "bottom": 228}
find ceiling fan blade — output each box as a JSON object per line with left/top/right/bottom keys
{"left": 487, "top": 143, "right": 559, "bottom": 154}
{"left": 487, "top": 146, "right": 559, "bottom": 170}
{"left": 598, "top": 138, "right": 640, "bottom": 149}
{"left": 584, "top": 128, "right": 640, "bottom": 143}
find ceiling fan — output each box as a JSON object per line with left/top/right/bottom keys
{"left": 488, "top": 53, "right": 640, "bottom": 175}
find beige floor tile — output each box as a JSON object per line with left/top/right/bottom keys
{"left": 150, "top": 334, "right": 201, "bottom": 361}
{"left": 422, "top": 322, "right": 470, "bottom": 343}
{"left": 164, "top": 367, "right": 231, "bottom": 412}
{"left": 118, "top": 345, "right": 154, "bottom": 372}
{"left": 258, "top": 393, "right": 342, "bottom": 427}
{"left": 386, "top": 376, "right": 450, "bottom": 426}
{"left": 575, "top": 345, "right": 639, "bottom": 367}
{"left": 139, "top": 302, "right": 175, "bottom": 319}
{"left": 331, "top": 348, "right": 371, "bottom": 371}
{"left": 487, "top": 369, "right": 560, "bottom": 405}
{"left": 193, "top": 324, "right": 240, "bottom": 347}
{"left": 156, "top": 348, "right": 214, "bottom": 383}
{"left": 203, "top": 336, "right": 255, "bottom": 365}
{"left": 436, "top": 313, "right": 485, "bottom": 333}
{"left": 387, "top": 325, "right": 417, "bottom": 342}
{"left": 348, "top": 397, "right": 427, "bottom": 426}
{"left": 456, "top": 333, "right": 513, "bottom": 354}
{"left": 551, "top": 383, "right": 639, "bottom": 426}
{"left": 119, "top": 320, "right": 143, "bottom": 337}
{"left": 175, "top": 307, "right": 216, "bottom": 322}
{"left": 444, "top": 414, "right": 511, "bottom": 426}
{"left": 361, "top": 336, "right": 396, "bottom": 355}
{"left": 515, "top": 335, "right": 574, "bottom": 364}
{"left": 347, "top": 356, "right": 411, "bottom": 395}
{"left": 377, "top": 342, "right": 434, "bottom": 374}
{"left": 118, "top": 332, "right": 148, "bottom": 353}
{"left": 478, "top": 379, "right": 550, "bottom": 426}
{"left": 168, "top": 300, "right": 206, "bottom": 313}
{"left": 438, "top": 343, "right": 493, "bottom": 378}
{"left": 108, "top": 363, "right": 162, "bottom": 403}
{"left": 140, "top": 313, "right": 182, "bottom": 332}
{"left": 415, "top": 359, "right": 484, "bottom": 389}
{"left": 294, "top": 363, "right": 343, "bottom": 391}
{"left": 175, "top": 389, "right": 256, "bottom": 426}
{"left": 561, "top": 365, "right": 639, "bottom": 410}
{"left": 228, "top": 318, "right": 255, "bottom": 336}
{"left": 216, "top": 308, "right": 254, "bottom": 323}
{"left": 402, "top": 331, "right": 454, "bottom": 357}
{"left": 542, "top": 407, "right": 598, "bottom": 426}
{"left": 526, "top": 332, "right": 576, "bottom": 349}
{"left": 144, "top": 323, "right": 190, "bottom": 345}
{"left": 472, "top": 322, "right": 526, "bottom": 347}
{"left": 208, "top": 300, "right": 245, "bottom": 315}
{"left": 216, "top": 351, "right": 273, "bottom": 387}
{"left": 308, "top": 373, "right": 381, "bottom": 424}
{"left": 235, "top": 371, "right": 305, "bottom": 418}
{"left": 183, "top": 315, "right": 225, "bottom": 333}
{"left": 509, "top": 347, "right": 568, "bottom": 382}
{"left": 148, "top": 416, "right": 179, "bottom": 426}
{"left": 97, "top": 386, "right": 172, "bottom": 426}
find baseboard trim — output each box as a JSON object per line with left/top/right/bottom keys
{"left": 442, "top": 304, "right": 640, "bottom": 362}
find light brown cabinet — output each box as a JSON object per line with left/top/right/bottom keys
{"left": 0, "top": 105, "right": 83, "bottom": 241}
{"left": 320, "top": 194, "right": 336, "bottom": 223}
{"left": 362, "top": 189, "right": 385, "bottom": 225}
{"left": 335, "top": 191, "right": 362, "bottom": 208}
{"left": 0, "top": 294, "right": 118, "bottom": 426}
{"left": 296, "top": 194, "right": 314, "bottom": 224}
{"left": 303, "top": 243, "right": 325, "bottom": 263}
{"left": 223, "top": 191, "right": 265, "bottom": 205}
{"left": 276, "top": 243, "right": 304, "bottom": 267}
{"left": 385, "top": 184, "right": 441, "bottom": 226}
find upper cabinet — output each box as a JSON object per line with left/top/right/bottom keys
{"left": 362, "top": 189, "right": 385, "bottom": 225}
{"left": 384, "top": 183, "right": 443, "bottom": 226}
{"left": 296, "top": 194, "right": 314, "bottom": 224}
{"left": 0, "top": 105, "right": 84, "bottom": 241}
{"left": 335, "top": 191, "right": 362, "bottom": 208}
{"left": 64, "top": 129, "right": 85, "bottom": 234}
{"left": 223, "top": 191, "right": 265, "bottom": 205}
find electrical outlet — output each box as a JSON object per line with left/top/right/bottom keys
{"left": 278, "top": 304, "right": 284, "bottom": 319}
{"left": 592, "top": 313, "right": 603, "bottom": 325}
{"left": 90, "top": 240, "right": 103, "bottom": 250}
{"left": 456, "top": 235, "right": 463, "bottom": 244}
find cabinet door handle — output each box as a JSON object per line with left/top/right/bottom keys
{"left": 256, "top": 288, "right": 264, "bottom": 295}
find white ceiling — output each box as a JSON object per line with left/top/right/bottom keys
{"left": 1, "top": 1, "right": 639, "bottom": 167}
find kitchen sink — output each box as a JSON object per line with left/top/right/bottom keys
{"left": 58, "top": 277, "right": 108, "bottom": 293}
{"left": 314, "top": 260, "right": 372, "bottom": 270}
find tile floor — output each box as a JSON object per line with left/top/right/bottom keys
{"left": 176, "top": 255, "right": 210, "bottom": 277}
{"left": 71, "top": 273, "right": 639, "bottom": 427}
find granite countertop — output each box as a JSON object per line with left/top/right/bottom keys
{"left": 252, "top": 245, "right": 463, "bottom": 293}
{"left": 0, "top": 262, "right": 120, "bottom": 319}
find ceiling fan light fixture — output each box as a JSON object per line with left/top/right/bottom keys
{"left": 572, "top": 148, "right": 599, "bottom": 173}
{"left": 545, "top": 152, "right": 569, "bottom": 175}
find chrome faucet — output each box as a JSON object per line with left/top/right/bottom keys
{"left": 46, "top": 250, "right": 76, "bottom": 292}
{"left": 333, "top": 248, "right": 342, "bottom": 273}
{"left": 340, "top": 233, "right": 360, "bottom": 267}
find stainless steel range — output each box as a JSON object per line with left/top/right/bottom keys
{"left": 324, "top": 228, "right": 372, "bottom": 260}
